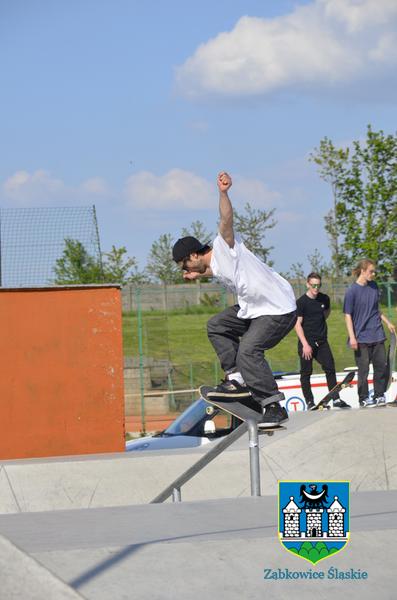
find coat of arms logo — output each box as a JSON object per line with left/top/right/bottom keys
{"left": 278, "top": 481, "right": 350, "bottom": 564}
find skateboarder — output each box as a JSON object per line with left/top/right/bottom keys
{"left": 295, "top": 272, "right": 351, "bottom": 410}
{"left": 172, "top": 172, "right": 297, "bottom": 427}
{"left": 343, "top": 258, "right": 395, "bottom": 407}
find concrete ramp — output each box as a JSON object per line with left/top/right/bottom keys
{"left": 0, "top": 533, "right": 84, "bottom": 599}
{"left": 0, "top": 409, "right": 396, "bottom": 512}
{"left": 0, "top": 492, "right": 395, "bottom": 599}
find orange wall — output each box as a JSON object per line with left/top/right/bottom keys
{"left": 0, "top": 286, "right": 125, "bottom": 459}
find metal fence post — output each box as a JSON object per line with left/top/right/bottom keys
{"left": 387, "top": 283, "right": 393, "bottom": 321}
{"left": 136, "top": 287, "right": 146, "bottom": 434}
{"left": 214, "top": 360, "right": 219, "bottom": 386}
{"left": 189, "top": 362, "right": 195, "bottom": 401}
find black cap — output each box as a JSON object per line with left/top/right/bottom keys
{"left": 172, "top": 236, "right": 210, "bottom": 262}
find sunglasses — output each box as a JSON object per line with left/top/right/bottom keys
{"left": 309, "top": 283, "right": 321, "bottom": 289}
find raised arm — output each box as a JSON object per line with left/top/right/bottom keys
{"left": 217, "top": 172, "right": 234, "bottom": 248}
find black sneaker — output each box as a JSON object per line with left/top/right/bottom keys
{"left": 206, "top": 379, "right": 251, "bottom": 398}
{"left": 333, "top": 399, "right": 351, "bottom": 409}
{"left": 258, "top": 403, "right": 289, "bottom": 428}
{"left": 306, "top": 400, "right": 315, "bottom": 411}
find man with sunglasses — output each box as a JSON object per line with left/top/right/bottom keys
{"left": 344, "top": 259, "right": 395, "bottom": 407}
{"left": 172, "top": 172, "right": 297, "bottom": 428}
{"left": 295, "top": 273, "right": 350, "bottom": 410}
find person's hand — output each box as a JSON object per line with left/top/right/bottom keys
{"left": 217, "top": 171, "right": 232, "bottom": 192}
{"left": 387, "top": 322, "right": 396, "bottom": 334}
{"left": 349, "top": 336, "right": 358, "bottom": 350}
{"left": 183, "top": 271, "right": 200, "bottom": 280}
{"left": 302, "top": 343, "right": 313, "bottom": 360}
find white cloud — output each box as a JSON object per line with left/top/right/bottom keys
{"left": 2, "top": 170, "right": 110, "bottom": 205}
{"left": 176, "top": 0, "right": 397, "bottom": 98}
{"left": 123, "top": 169, "right": 214, "bottom": 210}
{"left": 231, "top": 176, "right": 281, "bottom": 209}
{"left": 123, "top": 169, "right": 282, "bottom": 213}
{"left": 80, "top": 177, "right": 109, "bottom": 195}
{"left": 3, "top": 170, "right": 66, "bottom": 204}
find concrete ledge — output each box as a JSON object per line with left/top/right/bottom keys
{"left": 0, "top": 533, "right": 83, "bottom": 599}
{"left": 0, "top": 409, "right": 396, "bottom": 514}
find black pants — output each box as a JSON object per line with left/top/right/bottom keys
{"left": 207, "top": 305, "right": 297, "bottom": 406}
{"left": 354, "top": 342, "right": 387, "bottom": 401}
{"left": 298, "top": 340, "right": 337, "bottom": 403}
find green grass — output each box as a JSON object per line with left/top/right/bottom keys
{"left": 122, "top": 304, "right": 380, "bottom": 391}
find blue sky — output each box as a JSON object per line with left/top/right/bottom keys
{"left": 1, "top": 0, "right": 397, "bottom": 275}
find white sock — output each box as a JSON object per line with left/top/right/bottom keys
{"left": 226, "top": 371, "right": 245, "bottom": 385}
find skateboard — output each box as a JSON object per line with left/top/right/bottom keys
{"left": 311, "top": 370, "right": 355, "bottom": 411}
{"left": 386, "top": 331, "right": 396, "bottom": 390}
{"left": 199, "top": 385, "right": 286, "bottom": 436}
{"left": 374, "top": 332, "right": 397, "bottom": 408}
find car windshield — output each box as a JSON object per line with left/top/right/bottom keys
{"left": 164, "top": 398, "right": 214, "bottom": 436}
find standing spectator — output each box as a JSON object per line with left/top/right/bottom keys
{"left": 295, "top": 273, "right": 351, "bottom": 410}
{"left": 343, "top": 259, "right": 395, "bottom": 407}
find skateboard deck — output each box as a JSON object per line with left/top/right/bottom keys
{"left": 386, "top": 331, "right": 396, "bottom": 390}
{"left": 199, "top": 385, "right": 286, "bottom": 435}
{"left": 311, "top": 370, "right": 355, "bottom": 411}
{"left": 375, "top": 332, "right": 397, "bottom": 408}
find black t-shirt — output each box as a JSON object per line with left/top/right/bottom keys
{"left": 296, "top": 292, "right": 330, "bottom": 344}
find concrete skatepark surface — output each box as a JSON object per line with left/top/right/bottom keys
{"left": 0, "top": 408, "right": 396, "bottom": 599}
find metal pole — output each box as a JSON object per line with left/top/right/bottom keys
{"left": 136, "top": 288, "right": 146, "bottom": 433}
{"left": 387, "top": 283, "right": 392, "bottom": 321}
{"left": 151, "top": 421, "right": 248, "bottom": 503}
{"left": 172, "top": 488, "right": 181, "bottom": 502}
{"left": 247, "top": 419, "right": 261, "bottom": 497}
{"left": 189, "top": 362, "right": 194, "bottom": 401}
{"left": 92, "top": 205, "right": 104, "bottom": 281}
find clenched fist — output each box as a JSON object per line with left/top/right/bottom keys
{"left": 217, "top": 171, "right": 232, "bottom": 192}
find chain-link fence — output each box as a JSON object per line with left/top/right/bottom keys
{"left": 123, "top": 280, "right": 397, "bottom": 432}
{"left": 0, "top": 205, "right": 102, "bottom": 287}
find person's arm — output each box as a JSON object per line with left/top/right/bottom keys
{"left": 217, "top": 172, "right": 234, "bottom": 248}
{"left": 344, "top": 313, "right": 358, "bottom": 350}
{"left": 294, "top": 316, "right": 313, "bottom": 359}
{"left": 380, "top": 313, "right": 396, "bottom": 333}
{"left": 324, "top": 307, "right": 331, "bottom": 320}
{"left": 183, "top": 266, "right": 213, "bottom": 280}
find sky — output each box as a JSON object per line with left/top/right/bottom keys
{"left": 1, "top": 0, "right": 397, "bottom": 276}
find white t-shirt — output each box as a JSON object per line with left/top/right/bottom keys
{"left": 210, "top": 234, "right": 296, "bottom": 319}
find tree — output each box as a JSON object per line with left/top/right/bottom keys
{"left": 181, "top": 220, "right": 213, "bottom": 245}
{"left": 280, "top": 262, "right": 305, "bottom": 284}
{"left": 311, "top": 126, "right": 397, "bottom": 279}
{"left": 307, "top": 248, "right": 331, "bottom": 278}
{"left": 102, "top": 245, "right": 147, "bottom": 285}
{"left": 146, "top": 233, "right": 182, "bottom": 284}
{"left": 54, "top": 239, "right": 146, "bottom": 286}
{"left": 53, "top": 239, "right": 103, "bottom": 284}
{"left": 310, "top": 138, "right": 349, "bottom": 277}
{"left": 234, "top": 202, "right": 276, "bottom": 265}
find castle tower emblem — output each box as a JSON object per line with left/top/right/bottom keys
{"left": 278, "top": 481, "right": 350, "bottom": 564}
